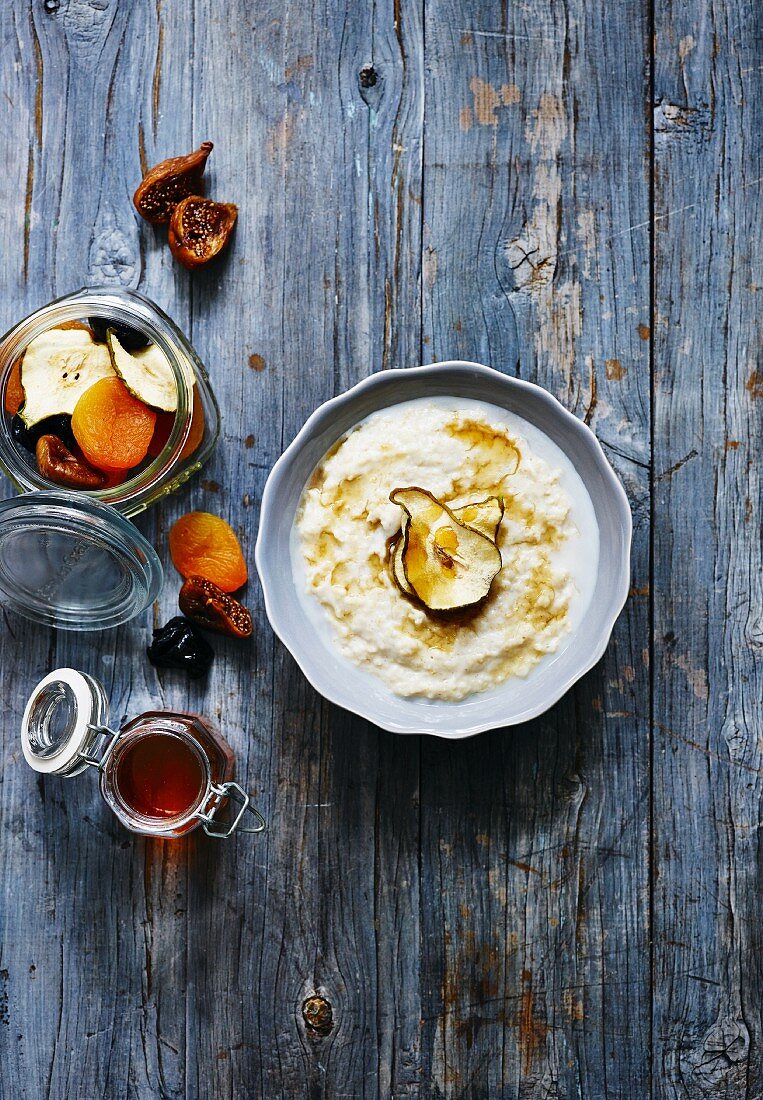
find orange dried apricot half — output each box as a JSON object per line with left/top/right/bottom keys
{"left": 169, "top": 512, "right": 247, "bottom": 593}
{"left": 147, "top": 391, "right": 205, "bottom": 460}
{"left": 72, "top": 376, "right": 156, "bottom": 471}
{"left": 5, "top": 357, "right": 24, "bottom": 416}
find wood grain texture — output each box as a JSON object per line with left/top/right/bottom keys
{"left": 651, "top": 0, "right": 763, "bottom": 1096}
{"left": 420, "top": 1, "right": 651, "bottom": 1095}
{"left": 0, "top": 0, "right": 758, "bottom": 1097}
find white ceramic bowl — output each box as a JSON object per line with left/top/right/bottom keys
{"left": 255, "top": 362, "right": 631, "bottom": 738}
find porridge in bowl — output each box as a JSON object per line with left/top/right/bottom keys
{"left": 293, "top": 397, "right": 598, "bottom": 701}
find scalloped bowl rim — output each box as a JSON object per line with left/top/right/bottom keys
{"left": 255, "top": 362, "right": 632, "bottom": 738}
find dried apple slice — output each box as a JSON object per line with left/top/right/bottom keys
{"left": 390, "top": 487, "right": 503, "bottom": 612}
{"left": 19, "top": 328, "right": 115, "bottom": 427}
{"left": 107, "top": 330, "right": 194, "bottom": 413}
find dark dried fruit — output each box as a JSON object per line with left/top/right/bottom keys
{"left": 168, "top": 196, "right": 237, "bottom": 269}
{"left": 36, "top": 434, "right": 107, "bottom": 489}
{"left": 133, "top": 141, "right": 214, "bottom": 225}
{"left": 147, "top": 616, "right": 214, "bottom": 678}
{"left": 12, "top": 413, "right": 77, "bottom": 453}
{"left": 88, "top": 317, "right": 150, "bottom": 351}
{"left": 179, "top": 575, "right": 253, "bottom": 638}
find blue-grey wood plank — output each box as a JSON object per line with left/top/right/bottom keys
{"left": 0, "top": 0, "right": 760, "bottom": 1098}
{"left": 419, "top": 0, "right": 652, "bottom": 1095}
{"left": 0, "top": 4, "right": 173, "bottom": 1099}
{"left": 652, "top": 0, "right": 763, "bottom": 1095}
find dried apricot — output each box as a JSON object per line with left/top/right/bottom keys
{"left": 71, "top": 376, "right": 156, "bottom": 471}
{"left": 169, "top": 512, "right": 247, "bottom": 593}
{"left": 100, "top": 466, "right": 129, "bottom": 489}
{"left": 147, "top": 392, "right": 205, "bottom": 460}
{"left": 5, "top": 357, "right": 24, "bottom": 416}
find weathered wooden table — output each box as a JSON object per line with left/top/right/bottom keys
{"left": 0, "top": 1, "right": 760, "bottom": 1097}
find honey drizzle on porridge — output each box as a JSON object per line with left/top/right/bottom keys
{"left": 294, "top": 399, "right": 592, "bottom": 700}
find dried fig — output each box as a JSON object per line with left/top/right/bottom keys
{"left": 133, "top": 141, "right": 214, "bottom": 225}
{"left": 179, "top": 575, "right": 253, "bottom": 638}
{"left": 168, "top": 196, "right": 238, "bottom": 269}
{"left": 36, "top": 434, "right": 107, "bottom": 490}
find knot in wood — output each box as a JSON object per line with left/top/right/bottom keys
{"left": 302, "top": 995, "right": 333, "bottom": 1036}
{"left": 44, "top": 0, "right": 61, "bottom": 11}
{"left": 359, "top": 65, "right": 377, "bottom": 89}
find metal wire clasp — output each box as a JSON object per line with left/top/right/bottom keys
{"left": 77, "top": 724, "right": 122, "bottom": 770}
{"left": 194, "top": 781, "right": 266, "bottom": 839}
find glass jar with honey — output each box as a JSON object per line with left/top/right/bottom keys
{"left": 21, "top": 669, "right": 265, "bottom": 839}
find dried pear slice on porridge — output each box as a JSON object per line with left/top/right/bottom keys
{"left": 390, "top": 487, "right": 503, "bottom": 612}
{"left": 451, "top": 496, "right": 504, "bottom": 542}
{"left": 391, "top": 494, "right": 505, "bottom": 598}
{"left": 391, "top": 517, "right": 415, "bottom": 596}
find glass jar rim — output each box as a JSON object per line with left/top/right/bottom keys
{"left": 0, "top": 288, "right": 194, "bottom": 517}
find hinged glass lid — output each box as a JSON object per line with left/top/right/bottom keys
{"left": 0, "top": 490, "right": 162, "bottom": 629}
{"left": 21, "top": 668, "right": 115, "bottom": 777}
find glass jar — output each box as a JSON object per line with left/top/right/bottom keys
{"left": 21, "top": 668, "right": 266, "bottom": 840}
{"left": 0, "top": 288, "right": 221, "bottom": 630}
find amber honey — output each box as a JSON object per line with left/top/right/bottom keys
{"left": 114, "top": 732, "right": 204, "bottom": 819}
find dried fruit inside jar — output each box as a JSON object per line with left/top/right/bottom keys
{"left": 3, "top": 318, "right": 201, "bottom": 491}
{"left": 72, "top": 377, "right": 157, "bottom": 471}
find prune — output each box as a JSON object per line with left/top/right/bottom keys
{"left": 11, "top": 413, "right": 76, "bottom": 453}
{"left": 147, "top": 616, "right": 214, "bottom": 679}
{"left": 179, "top": 576, "right": 253, "bottom": 638}
{"left": 88, "top": 316, "right": 150, "bottom": 351}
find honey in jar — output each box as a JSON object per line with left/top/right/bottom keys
{"left": 21, "top": 668, "right": 265, "bottom": 840}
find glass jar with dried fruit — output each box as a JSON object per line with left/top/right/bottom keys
{"left": 21, "top": 668, "right": 266, "bottom": 839}
{"left": 0, "top": 288, "right": 221, "bottom": 629}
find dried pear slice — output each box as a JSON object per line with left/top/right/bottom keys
{"left": 452, "top": 496, "right": 504, "bottom": 542}
{"left": 391, "top": 517, "right": 415, "bottom": 596}
{"left": 19, "top": 328, "right": 116, "bottom": 427}
{"left": 390, "top": 487, "right": 503, "bottom": 612}
{"left": 390, "top": 496, "right": 504, "bottom": 597}
{"left": 107, "top": 330, "right": 195, "bottom": 413}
